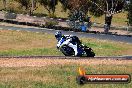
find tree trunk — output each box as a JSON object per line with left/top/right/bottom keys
{"left": 104, "top": 14, "right": 113, "bottom": 33}
{"left": 2, "top": 0, "right": 6, "bottom": 10}
{"left": 31, "top": 0, "right": 34, "bottom": 15}
{"left": 128, "top": 0, "right": 132, "bottom": 26}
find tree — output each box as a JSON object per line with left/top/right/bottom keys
{"left": 89, "top": 0, "right": 125, "bottom": 33}
{"left": 127, "top": 0, "right": 132, "bottom": 26}
{"left": 60, "top": 0, "right": 125, "bottom": 33}
{"left": 38, "top": 0, "right": 58, "bottom": 15}
{"left": 59, "top": 0, "right": 90, "bottom": 14}
{"left": 59, "top": 0, "right": 68, "bottom": 11}
{"left": 14, "top": 0, "right": 37, "bottom": 15}
{"left": 59, "top": 0, "right": 91, "bottom": 22}
{"left": 14, "top": 0, "right": 30, "bottom": 9}
{"left": 2, "top": 0, "right": 7, "bottom": 10}
{"left": 30, "top": 0, "right": 38, "bottom": 15}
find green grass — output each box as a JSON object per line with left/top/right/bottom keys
{"left": 83, "top": 42, "right": 123, "bottom": 56}
{"left": 0, "top": 63, "right": 131, "bottom": 88}
{"left": 90, "top": 12, "right": 128, "bottom": 26}
{"left": 0, "top": 29, "right": 132, "bottom": 56}
{"left": 0, "top": 48, "right": 62, "bottom": 56}
{"left": 82, "top": 39, "right": 132, "bottom": 56}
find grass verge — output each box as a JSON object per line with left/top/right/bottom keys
{"left": 0, "top": 29, "right": 132, "bottom": 56}
{"left": 0, "top": 59, "right": 131, "bottom": 88}
{"left": 0, "top": 48, "right": 62, "bottom": 56}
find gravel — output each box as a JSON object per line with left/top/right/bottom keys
{"left": 0, "top": 58, "right": 131, "bottom": 67}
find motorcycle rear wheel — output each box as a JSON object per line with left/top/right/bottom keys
{"left": 84, "top": 47, "right": 95, "bottom": 57}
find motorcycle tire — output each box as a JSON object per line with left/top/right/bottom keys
{"left": 84, "top": 47, "right": 95, "bottom": 57}
{"left": 60, "top": 45, "right": 75, "bottom": 56}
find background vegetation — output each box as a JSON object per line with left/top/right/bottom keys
{"left": 0, "top": 0, "right": 130, "bottom": 26}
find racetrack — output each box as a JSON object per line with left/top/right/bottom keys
{"left": 0, "top": 23, "right": 132, "bottom": 59}
{"left": 0, "top": 24, "right": 132, "bottom": 43}
{"left": 0, "top": 56, "right": 132, "bottom": 60}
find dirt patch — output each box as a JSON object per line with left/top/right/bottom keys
{"left": 0, "top": 22, "right": 37, "bottom": 29}
{"left": 0, "top": 58, "right": 131, "bottom": 67}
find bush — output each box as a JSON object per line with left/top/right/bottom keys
{"left": 45, "top": 21, "right": 58, "bottom": 27}
{"left": 48, "top": 13, "right": 57, "bottom": 18}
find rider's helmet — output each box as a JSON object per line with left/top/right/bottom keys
{"left": 55, "top": 31, "right": 62, "bottom": 41}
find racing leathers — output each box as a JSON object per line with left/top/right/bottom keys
{"left": 57, "top": 35, "right": 81, "bottom": 56}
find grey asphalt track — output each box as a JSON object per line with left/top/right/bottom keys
{"left": 0, "top": 25, "right": 132, "bottom": 43}
{"left": 0, "top": 25, "right": 132, "bottom": 59}
{"left": 0, "top": 56, "right": 132, "bottom": 60}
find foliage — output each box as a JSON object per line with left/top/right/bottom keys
{"left": 14, "top": 0, "right": 30, "bottom": 9}
{"left": 59, "top": 0, "right": 126, "bottom": 33}
{"left": 127, "top": 0, "right": 132, "bottom": 26}
{"left": 59, "top": 0, "right": 125, "bottom": 16}
{"left": 89, "top": 0, "right": 125, "bottom": 33}
{"left": 59, "top": 0, "right": 68, "bottom": 12}
{"left": 88, "top": 0, "right": 125, "bottom": 16}
{"left": 45, "top": 20, "right": 58, "bottom": 27}
{"left": 38, "top": 0, "right": 58, "bottom": 15}
{"left": 14, "top": 0, "right": 37, "bottom": 15}
{"left": 59, "top": 0, "right": 90, "bottom": 14}
{"left": 2, "top": 0, "right": 6, "bottom": 10}
{"left": 0, "top": 0, "right": 129, "bottom": 27}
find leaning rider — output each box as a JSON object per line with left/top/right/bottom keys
{"left": 55, "top": 31, "right": 81, "bottom": 56}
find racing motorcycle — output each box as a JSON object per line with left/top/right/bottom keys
{"left": 58, "top": 37, "right": 95, "bottom": 57}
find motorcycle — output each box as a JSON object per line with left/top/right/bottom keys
{"left": 58, "top": 37, "right": 95, "bottom": 57}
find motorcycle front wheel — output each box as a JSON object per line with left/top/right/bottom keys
{"left": 60, "top": 45, "right": 75, "bottom": 56}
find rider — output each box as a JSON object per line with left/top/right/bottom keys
{"left": 55, "top": 31, "right": 81, "bottom": 56}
